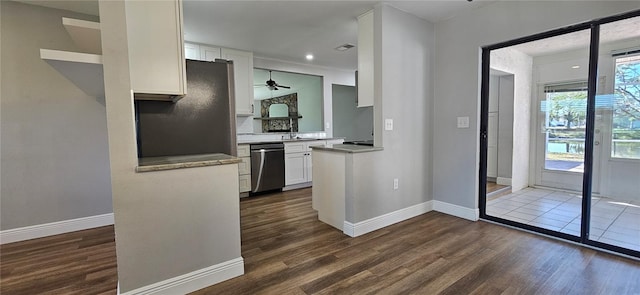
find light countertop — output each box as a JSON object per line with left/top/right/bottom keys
{"left": 237, "top": 137, "right": 345, "bottom": 145}
{"left": 310, "top": 144, "right": 383, "bottom": 153}
{"left": 137, "top": 153, "right": 241, "bottom": 172}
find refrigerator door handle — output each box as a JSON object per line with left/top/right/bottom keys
{"left": 253, "top": 149, "right": 266, "bottom": 192}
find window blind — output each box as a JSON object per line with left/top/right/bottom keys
{"left": 544, "top": 81, "right": 589, "bottom": 93}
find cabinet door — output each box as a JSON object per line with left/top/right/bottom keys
{"left": 357, "top": 10, "right": 374, "bottom": 107}
{"left": 239, "top": 174, "right": 251, "bottom": 193}
{"left": 126, "top": 0, "right": 186, "bottom": 96}
{"left": 238, "top": 157, "right": 251, "bottom": 175}
{"left": 221, "top": 48, "right": 254, "bottom": 115}
{"left": 184, "top": 42, "right": 200, "bottom": 60}
{"left": 305, "top": 153, "right": 313, "bottom": 182}
{"left": 285, "top": 152, "right": 307, "bottom": 185}
{"left": 200, "top": 45, "right": 221, "bottom": 61}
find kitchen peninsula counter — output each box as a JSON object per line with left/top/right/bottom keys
{"left": 310, "top": 144, "right": 383, "bottom": 153}
{"left": 137, "top": 153, "right": 241, "bottom": 172}
{"left": 237, "top": 137, "right": 345, "bottom": 145}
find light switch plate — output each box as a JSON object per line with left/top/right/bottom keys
{"left": 325, "top": 122, "right": 331, "bottom": 129}
{"left": 385, "top": 119, "right": 393, "bottom": 131}
{"left": 457, "top": 116, "right": 469, "bottom": 128}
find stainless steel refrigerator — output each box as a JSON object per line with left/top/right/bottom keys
{"left": 136, "top": 59, "right": 237, "bottom": 158}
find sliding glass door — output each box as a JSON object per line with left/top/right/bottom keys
{"left": 588, "top": 16, "right": 640, "bottom": 253}
{"left": 480, "top": 10, "right": 640, "bottom": 258}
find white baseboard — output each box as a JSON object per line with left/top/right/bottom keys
{"left": 0, "top": 213, "right": 114, "bottom": 244}
{"left": 433, "top": 201, "right": 479, "bottom": 221}
{"left": 119, "top": 257, "right": 244, "bottom": 295}
{"left": 283, "top": 182, "right": 312, "bottom": 191}
{"left": 343, "top": 201, "right": 433, "bottom": 237}
{"left": 496, "top": 177, "right": 512, "bottom": 186}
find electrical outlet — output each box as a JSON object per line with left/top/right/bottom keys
{"left": 385, "top": 119, "right": 393, "bottom": 131}
{"left": 393, "top": 178, "right": 399, "bottom": 190}
{"left": 457, "top": 116, "right": 469, "bottom": 128}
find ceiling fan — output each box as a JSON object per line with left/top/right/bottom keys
{"left": 255, "top": 71, "right": 291, "bottom": 91}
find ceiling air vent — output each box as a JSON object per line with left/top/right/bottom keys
{"left": 334, "top": 44, "right": 355, "bottom": 51}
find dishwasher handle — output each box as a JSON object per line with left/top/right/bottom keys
{"left": 251, "top": 148, "right": 283, "bottom": 153}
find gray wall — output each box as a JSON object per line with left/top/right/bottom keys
{"left": 348, "top": 4, "right": 434, "bottom": 222}
{"left": 0, "top": 1, "right": 112, "bottom": 230}
{"left": 332, "top": 84, "right": 373, "bottom": 141}
{"left": 497, "top": 75, "right": 514, "bottom": 180}
{"left": 433, "top": 1, "right": 640, "bottom": 209}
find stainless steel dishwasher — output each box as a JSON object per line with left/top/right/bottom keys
{"left": 250, "top": 143, "right": 285, "bottom": 194}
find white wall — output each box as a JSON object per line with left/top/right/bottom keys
{"left": 346, "top": 4, "right": 434, "bottom": 222}
{"left": 252, "top": 57, "right": 355, "bottom": 137}
{"left": 433, "top": 1, "right": 640, "bottom": 209}
{"left": 332, "top": 84, "right": 373, "bottom": 141}
{"left": 498, "top": 75, "right": 514, "bottom": 181}
{"left": 100, "top": 2, "right": 242, "bottom": 292}
{"left": 0, "top": 1, "right": 112, "bottom": 230}
{"left": 491, "top": 47, "right": 533, "bottom": 191}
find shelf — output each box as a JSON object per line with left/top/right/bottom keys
{"left": 40, "top": 49, "right": 104, "bottom": 98}
{"left": 254, "top": 116, "right": 303, "bottom": 121}
{"left": 62, "top": 17, "right": 102, "bottom": 54}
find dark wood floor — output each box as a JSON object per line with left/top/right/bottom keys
{"left": 0, "top": 225, "right": 117, "bottom": 295}
{"left": 2, "top": 188, "right": 639, "bottom": 294}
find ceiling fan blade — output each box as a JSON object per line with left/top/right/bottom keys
{"left": 277, "top": 85, "right": 291, "bottom": 89}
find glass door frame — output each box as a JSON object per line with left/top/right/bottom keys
{"left": 479, "top": 9, "right": 640, "bottom": 258}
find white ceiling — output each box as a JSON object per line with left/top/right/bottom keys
{"left": 183, "top": 0, "right": 492, "bottom": 70}
{"left": 14, "top": 1, "right": 639, "bottom": 68}
{"left": 512, "top": 16, "right": 640, "bottom": 57}
{"left": 14, "top": 0, "right": 491, "bottom": 70}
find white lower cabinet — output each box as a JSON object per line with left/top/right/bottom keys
{"left": 285, "top": 152, "right": 307, "bottom": 186}
{"left": 284, "top": 140, "right": 328, "bottom": 186}
{"left": 237, "top": 144, "right": 251, "bottom": 193}
{"left": 239, "top": 174, "right": 251, "bottom": 193}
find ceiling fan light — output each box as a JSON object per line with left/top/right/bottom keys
{"left": 334, "top": 44, "right": 355, "bottom": 51}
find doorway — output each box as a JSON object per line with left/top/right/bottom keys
{"left": 480, "top": 10, "right": 640, "bottom": 258}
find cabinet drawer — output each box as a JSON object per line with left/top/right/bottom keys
{"left": 238, "top": 157, "right": 251, "bottom": 175}
{"left": 237, "top": 144, "right": 250, "bottom": 157}
{"left": 285, "top": 142, "right": 306, "bottom": 154}
{"left": 239, "top": 174, "right": 251, "bottom": 193}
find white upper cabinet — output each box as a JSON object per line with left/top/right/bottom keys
{"left": 357, "top": 10, "right": 374, "bottom": 108}
{"left": 200, "top": 45, "right": 222, "bottom": 61}
{"left": 126, "top": 0, "right": 186, "bottom": 99}
{"left": 184, "top": 42, "right": 200, "bottom": 60}
{"left": 221, "top": 48, "right": 254, "bottom": 116}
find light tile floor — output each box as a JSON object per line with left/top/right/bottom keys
{"left": 487, "top": 187, "right": 640, "bottom": 252}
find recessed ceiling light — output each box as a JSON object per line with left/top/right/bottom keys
{"left": 335, "top": 44, "right": 355, "bottom": 51}
{"left": 305, "top": 54, "right": 314, "bottom": 61}
{"left": 571, "top": 65, "right": 580, "bottom": 69}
